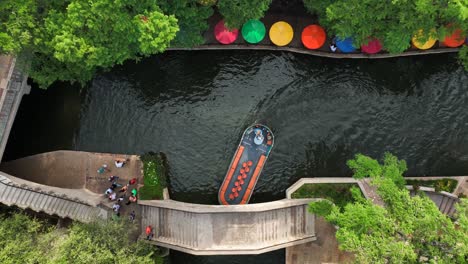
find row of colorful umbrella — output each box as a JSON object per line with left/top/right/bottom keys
{"left": 214, "top": 20, "right": 468, "bottom": 54}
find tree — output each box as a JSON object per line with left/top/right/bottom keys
{"left": 0, "top": 0, "right": 179, "bottom": 88}
{"left": 158, "top": 0, "right": 213, "bottom": 47}
{"left": 303, "top": 0, "right": 468, "bottom": 69}
{"left": 0, "top": 212, "right": 163, "bottom": 264}
{"left": 310, "top": 153, "right": 468, "bottom": 263}
{"left": 217, "top": 0, "right": 272, "bottom": 29}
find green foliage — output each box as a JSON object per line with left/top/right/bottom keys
{"left": 460, "top": 46, "right": 468, "bottom": 71}
{"left": 198, "top": 0, "right": 217, "bottom": 6}
{"left": 405, "top": 178, "right": 459, "bottom": 193}
{"left": 347, "top": 152, "right": 406, "bottom": 188}
{"left": 0, "top": 212, "right": 164, "bottom": 263}
{"left": 318, "top": 154, "right": 468, "bottom": 263}
{"left": 292, "top": 183, "right": 358, "bottom": 208}
{"left": 217, "top": 0, "right": 272, "bottom": 29}
{"left": 0, "top": 0, "right": 179, "bottom": 88}
{"left": 140, "top": 152, "right": 167, "bottom": 200}
{"left": 303, "top": 0, "right": 468, "bottom": 65}
{"left": 308, "top": 199, "right": 334, "bottom": 217}
{"left": 0, "top": 213, "right": 48, "bottom": 263}
{"left": 158, "top": 0, "right": 213, "bottom": 47}
{"left": 346, "top": 153, "right": 382, "bottom": 179}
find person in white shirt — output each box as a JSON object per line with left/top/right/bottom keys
{"left": 115, "top": 158, "right": 127, "bottom": 168}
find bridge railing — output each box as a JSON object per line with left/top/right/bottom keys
{"left": 139, "top": 198, "right": 318, "bottom": 255}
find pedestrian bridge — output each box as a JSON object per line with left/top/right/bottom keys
{"left": 139, "top": 198, "right": 317, "bottom": 255}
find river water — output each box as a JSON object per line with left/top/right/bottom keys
{"left": 5, "top": 51, "right": 468, "bottom": 263}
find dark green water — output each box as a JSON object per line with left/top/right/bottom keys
{"left": 5, "top": 51, "right": 468, "bottom": 263}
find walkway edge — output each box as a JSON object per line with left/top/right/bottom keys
{"left": 168, "top": 46, "right": 460, "bottom": 59}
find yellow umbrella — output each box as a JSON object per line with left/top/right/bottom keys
{"left": 412, "top": 29, "right": 437, "bottom": 50}
{"left": 269, "top": 21, "right": 294, "bottom": 46}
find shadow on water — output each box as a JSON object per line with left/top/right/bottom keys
{"left": 170, "top": 249, "right": 284, "bottom": 264}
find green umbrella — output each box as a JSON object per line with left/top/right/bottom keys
{"left": 242, "top": 20, "right": 266, "bottom": 44}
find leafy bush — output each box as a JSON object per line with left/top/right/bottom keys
{"left": 308, "top": 200, "right": 334, "bottom": 217}
{"left": 217, "top": 0, "right": 272, "bottom": 29}
{"left": 0, "top": 212, "right": 165, "bottom": 263}
{"left": 158, "top": 0, "right": 213, "bottom": 47}
{"left": 292, "top": 183, "right": 358, "bottom": 208}
{"left": 140, "top": 152, "right": 168, "bottom": 200}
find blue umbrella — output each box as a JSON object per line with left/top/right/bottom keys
{"left": 335, "top": 37, "right": 357, "bottom": 53}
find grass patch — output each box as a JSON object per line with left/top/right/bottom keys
{"left": 291, "top": 183, "right": 358, "bottom": 208}
{"left": 139, "top": 152, "right": 167, "bottom": 200}
{"left": 405, "top": 178, "right": 458, "bottom": 193}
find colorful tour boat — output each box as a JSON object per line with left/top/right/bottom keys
{"left": 218, "top": 124, "right": 274, "bottom": 205}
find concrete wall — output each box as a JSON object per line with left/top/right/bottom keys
{"left": 139, "top": 199, "right": 317, "bottom": 255}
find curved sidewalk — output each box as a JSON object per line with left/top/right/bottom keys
{"left": 168, "top": 13, "right": 462, "bottom": 59}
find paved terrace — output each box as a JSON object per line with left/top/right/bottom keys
{"left": 0, "top": 151, "right": 143, "bottom": 222}
{"left": 139, "top": 198, "right": 317, "bottom": 255}
{"left": 168, "top": 13, "right": 461, "bottom": 59}
{"left": 0, "top": 55, "right": 30, "bottom": 161}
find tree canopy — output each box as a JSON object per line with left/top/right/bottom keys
{"left": 0, "top": 0, "right": 179, "bottom": 88}
{"left": 309, "top": 153, "right": 468, "bottom": 263}
{"left": 303, "top": 0, "right": 468, "bottom": 68}
{"left": 0, "top": 212, "right": 163, "bottom": 264}
{"left": 217, "top": 0, "right": 272, "bottom": 29}
{"left": 158, "top": 0, "right": 213, "bottom": 47}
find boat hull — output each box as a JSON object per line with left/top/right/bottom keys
{"left": 218, "top": 124, "right": 274, "bottom": 205}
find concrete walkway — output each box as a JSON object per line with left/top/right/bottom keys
{"left": 285, "top": 217, "right": 354, "bottom": 264}
{"left": 0, "top": 150, "right": 144, "bottom": 223}
{"left": 168, "top": 12, "right": 460, "bottom": 59}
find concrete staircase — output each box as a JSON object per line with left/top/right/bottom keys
{"left": 408, "top": 186, "right": 459, "bottom": 217}
{"left": 0, "top": 173, "right": 108, "bottom": 222}
{"left": 425, "top": 191, "right": 458, "bottom": 216}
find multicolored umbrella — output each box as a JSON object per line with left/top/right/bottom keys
{"left": 269, "top": 21, "right": 294, "bottom": 46}
{"left": 242, "top": 20, "right": 266, "bottom": 44}
{"left": 335, "top": 37, "right": 356, "bottom": 53}
{"left": 412, "top": 29, "right": 437, "bottom": 50}
{"left": 214, "top": 20, "right": 239, "bottom": 45}
{"left": 361, "top": 38, "right": 382, "bottom": 54}
{"left": 443, "top": 27, "right": 465, "bottom": 48}
{"left": 301, "top": 25, "right": 326, "bottom": 49}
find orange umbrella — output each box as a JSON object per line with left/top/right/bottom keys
{"left": 301, "top": 25, "right": 326, "bottom": 49}
{"left": 443, "top": 27, "right": 466, "bottom": 47}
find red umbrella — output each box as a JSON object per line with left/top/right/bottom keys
{"left": 301, "top": 25, "right": 326, "bottom": 49}
{"left": 247, "top": 161, "right": 253, "bottom": 166}
{"left": 443, "top": 27, "right": 465, "bottom": 47}
{"left": 361, "top": 38, "right": 382, "bottom": 54}
{"left": 215, "top": 20, "right": 238, "bottom": 45}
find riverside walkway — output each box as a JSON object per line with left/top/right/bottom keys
{"left": 168, "top": 13, "right": 461, "bottom": 59}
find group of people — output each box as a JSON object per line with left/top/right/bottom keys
{"left": 106, "top": 176, "right": 138, "bottom": 217}
{"left": 100, "top": 158, "right": 138, "bottom": 221}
